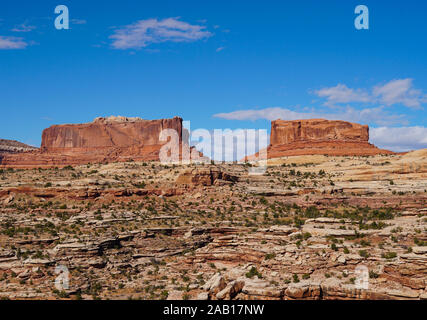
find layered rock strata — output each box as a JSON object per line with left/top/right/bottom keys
{"left": 248, "top": 119, "right": 393, "bottom": 160}
{"left": 0, "top": 116, "right": 199, "bottom": 168}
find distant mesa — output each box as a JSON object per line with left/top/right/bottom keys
{"left": 0, "top": 139, "right": 38, "bottom": 154}
{"left": 0, "top": 117, "right": 396, "bottom": 168}
{"left": 246, "top": 118, "right": 394, "bottom": 160}
{"left": 40, "top": 115, "right": 183, "bottom": 154}
{"left": 0, "top": 116, "right": 200, "bottom": 168}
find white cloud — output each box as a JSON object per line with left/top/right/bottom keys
{"left": 370, "top": 126, "right": 427, "bottom": 152}
{"left": 11, "top": 24, "right": 36, "bottom": 32}
{"left": 191, "top": 129, "right": 268, "bottom": 162}
{"left": 110, "top": 17, "right": 212, "bottom": 49}
{"left": 341, "top": 106, "right": 407, "bottom": 126}
{"left": 373, "top": 79, "right": 427, "bottom": 109}
{"left": 216, "top": 46, "right": 225, "bottom": 52}
{"left": 315, "top": 84, "right": 371, "bottom": 106}
{"left": 215, "top": 107, "right": 309, "bottom": 121}
{"left": 315, "top": 79, "right": 427, "bottom": 109}
{"left": 0, "top": 36, "right": 27, "bottom": 49}
{"left": 213, "top": 106, "right": 406, "bottom": 126}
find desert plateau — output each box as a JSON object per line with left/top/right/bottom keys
{"left": 0, "top": 116, "right": 425, "bottom": 300}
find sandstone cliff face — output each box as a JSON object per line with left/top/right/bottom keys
{"left": 270, "top": 119, "right": 369, "bottom": 145}
{"left": 0, "top": 116, "right": 187, "bottom": 168}
{"left": 267, "top": 119, "right": 393, "bottom": 158}
{"left": 247, "top": 119, "right": 393, "bottom": 160}
{"left": 41, "top": 116, "right": 183, "bottom": 152}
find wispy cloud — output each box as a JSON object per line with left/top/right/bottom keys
{"left": 373, "top": 79, "right": 427, "bottom": 109}
{"left": 11, "top": 23, "right": 36, "bottom": 32}
{"left": 315, "top": 79, "right": 427, "bottom": 109}
{"left": 0, "top": 36, "right": 27, "bottom": 49}
{"left": 214, "top": 106, "right": 406, "bottom": 126}
{"left": 315, "top": 84, "right": 371, "bottom": 106}
{"left": 40, "top": 116, "right": 53, "bottom": 121}
{"left": 370, "top": 126, "right": 427, "bottom": 152}
{"left": 190, "top": 129, "right": 268, "bottom": 162}
{"left": 216, "top": 46, "right": 225, "bottom": 52}
{"left": 71, "top": 19, "right": 87, "bottom": 25}
{"left": 110, "top": 17, "right": 213, "bottom": 49}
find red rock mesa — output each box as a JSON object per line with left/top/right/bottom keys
{"left": 0, "top": 116, "right": 198, "bottom": 168}
{"left": 248, "top": 119, "right": 393, "bottom": 160}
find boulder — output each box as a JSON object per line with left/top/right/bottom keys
{"left": 216, "top": 280, "right": 245, "bottom": 300}
{"left": 202, "top": 273, "right": 227, "bottom": 296}
{"left": 285, "top": 282, "right": 321, "bottom": 299}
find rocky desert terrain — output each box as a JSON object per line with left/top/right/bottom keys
{"left": 0, "top": 149, "right": 426, "bottom": 300}
{"left": 0, "top": 117, "right": 425, "bottom": 300}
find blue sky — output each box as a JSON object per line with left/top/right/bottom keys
{"left": 0, "top": 0, "right": 426, "bottom": 152}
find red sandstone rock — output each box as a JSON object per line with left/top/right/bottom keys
{"left": 247, "top": 119, "right": 393, "bottom": 160}
{"left": 0, "top": 116, "right": 201, "bottom": 168}
{"left": 270, "top": 119, "right": 369, "bottom": 145}
{"left": 41, "top": 116, "right": 183, "bottom": 152}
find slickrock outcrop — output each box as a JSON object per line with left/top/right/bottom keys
{"left": 176, "top": 167, "right": 238, "bottom": 186}
{"left": 249, "top": 119, "right": 393, "bottom": 160}
{"left": 0, "top": 116, "right": 198, "bottom": 168}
